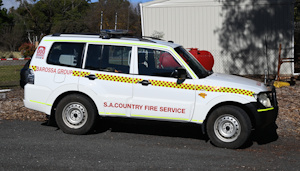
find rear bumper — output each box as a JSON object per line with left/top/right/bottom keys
{"left": 24, "top": 84, "right": 52, "bottom": 115}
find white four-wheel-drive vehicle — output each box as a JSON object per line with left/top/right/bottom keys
{"left": 21, "top": 33, "right": 278, "bottom": 149}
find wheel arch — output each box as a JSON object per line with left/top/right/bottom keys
{"left": 201, "top": 101, "right": 256, "bottom": 135}
{"left": 49, "top": 91, "right": 99, "bottom": 123}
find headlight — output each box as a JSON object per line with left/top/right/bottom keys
{"left": 257, "top": 93, "right": 272, "bottom": 108}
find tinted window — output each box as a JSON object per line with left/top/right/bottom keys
{"left": 85, "top": 44, "right": 131, "bottom": 74}
{"left": 138, "top": 48, "right": 181, "bottom": 77}
{"left": 47, "top": 42, "right": 85, "bottom": 68}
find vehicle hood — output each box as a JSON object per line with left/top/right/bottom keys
{"left": 202, "top": 73, "right": 268, "bottom": 94}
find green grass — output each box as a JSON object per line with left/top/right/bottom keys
{"left": 0, "top": 65, "right": 23, "bottom": 87}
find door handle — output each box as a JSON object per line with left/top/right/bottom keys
{"left": 85, "top": 74, "right": 97, "bottom": 80}
{"left": 138, "top": 80, "right": 151, "bottom": 86}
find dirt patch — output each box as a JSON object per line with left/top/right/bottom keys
{"left": 0, "top": 88, "right": 46, "bottom": 121}
{"left": 0, "top": 82, "right": 299, "bottom": 138}
{"left": 0, "top": 51, "right": 22, "bottom": 59}
{"left": 276, "top": 83, "right": 300, "bottom": 137}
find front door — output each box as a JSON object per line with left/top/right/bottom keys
{"left": 131, "top": 47, "right": 196, "bottom": 121}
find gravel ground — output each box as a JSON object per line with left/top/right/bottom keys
{"left": 0, "top": 80, "right": 299, "bottom": 138}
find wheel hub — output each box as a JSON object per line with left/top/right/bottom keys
{"left": 214, "top": 115, "right": 241, "bottom": 143}
{"left": 62, "top": 103, "right": 87, "bottom": 129}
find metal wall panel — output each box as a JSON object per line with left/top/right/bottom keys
{"left": 141, "top": 0, "right": 294, "bottom": 75}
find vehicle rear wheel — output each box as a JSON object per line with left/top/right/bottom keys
{"left": 56, "top": 94, "right": 97, "bottom": 134}
{"left": 206, "top": 105, "right": 252, "bottom": 149}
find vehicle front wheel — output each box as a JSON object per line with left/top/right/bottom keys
{"left": 206, "top": 105, "right": 252, "bottom": 149}
{"left": 56, "top": 94, "right": 97, "bottom": 134}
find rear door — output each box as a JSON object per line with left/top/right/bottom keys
{"left": 79, "top": 43, "right": 133, "bottom": 117}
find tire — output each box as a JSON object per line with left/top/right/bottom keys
{"left": 55, "top": 94, "right": 97, "bottom": 135}
{"left": 206, "top": 105, "right": 252, "bottom": 149}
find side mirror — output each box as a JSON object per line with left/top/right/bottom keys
{"left": 173, "top": 67, "right": 187, "bottom": 80}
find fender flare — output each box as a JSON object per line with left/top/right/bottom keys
{"left": 195, "top": 95, "right": 255, "bottom": 134}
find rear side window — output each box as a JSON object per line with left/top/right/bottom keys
{"left": 47, "top": 42, "right": 85, "bottom": 68}
{"left": 85, "top": 44, "right": 131, "bottom": 74}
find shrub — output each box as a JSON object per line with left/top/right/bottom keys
{"left": 19, "top": 42, "right": 36, "bottom": 58}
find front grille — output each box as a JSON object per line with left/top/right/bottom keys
{"left": 268, "top": 86, "right": 278, "bottom": 108}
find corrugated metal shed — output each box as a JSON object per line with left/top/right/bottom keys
{"left": 140, "top": 0, "right": 294, "bottom": 75}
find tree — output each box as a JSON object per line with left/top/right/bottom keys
{"left": 295, "top": 0, "right": 300, "bottom": 22}
{"left": 0, "top": 0, "right": 14, "bottom": 29}
{"left": 84, "top": 0, "right": 141, "bottom": 35}
{"left": 11, "top": 0, "right": 142, "bottom": 45}
{"left": 0, "top": 0, "right": 24, "bottom": 54}
{"left": 16, "top": 0, "right": 91, "bottom": 35}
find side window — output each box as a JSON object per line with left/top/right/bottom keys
{"left": 85, "top": 44, "right": 102, "bottom": 70}
{"left": 138, "top": 48, "right": 181, "bottom": 77}
{"left": 85, "top": 44, "right": 131, "bottom": 74}
{"left": 47, "top": 42, "right": 85, "bottom": 68}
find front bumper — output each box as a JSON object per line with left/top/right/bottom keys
{"left": 246, "top": 86, "right": 278, "bottom": 130}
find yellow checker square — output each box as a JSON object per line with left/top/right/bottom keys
{"left": 163, "top": 82, "right": 172, "bottom": 87}
{"left": 113, "top": 77, "right": 121, "bottom": 82}
{"left": 95, "top": 74, "right": 102, "bottom": 79}
{"left": 183, "top": 84, "right": 194, "bottom": 90}
{"left": 72, "top": 71, "right": 80, "bottom": 77}
{"left": 149, "top": 80, "right": 158, "bottom": 85}
{"left": 134, "top": 78, "right": 142, "bottom": 84}
{"left": 80, "top": 72, "right": 90, "bottom": 77}
{"left": 156, "top": 83, "right": 163, "bottom": 87}
{"left": 118, "top": 77, "right": 124, "bottom": 82}
{"left": 119, "top": 76, "right": 128, "bottom": 82}
{"left": 113, "top": 76, "right": 119, "bottom": 81}
{"left": 122, "top": 77, "right": 132, "bottom": 83}
{"left": 31, "top": 66, "right": 37, "bottom": 71}
{"left": 100, "top": 75, "right": 107, "bottom": 80}
{"left": 177, "top": 85, "right": 186, "bottom": 89}
{"left": 163, "top": 82, "right": 171, "bottom": 87}
{"left": 106, "top": 76, "right": 114, "bottom": 81}
{"left": 102, "top": 75, "right": 109, "bottom": 80}
{"left": 102, "top": 75, "right": 108, "bottom": 80}
{"left": 113, "top": 76, "right": 120, "bottom": 82}
{"left": 116, "top": 77, "right": 123, "bottom": 82}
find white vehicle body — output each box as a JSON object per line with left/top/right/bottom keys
{"left": 22, "top": 34, "right": 278, "bottom": 148}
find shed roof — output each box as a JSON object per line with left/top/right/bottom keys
{"left": 142, "top": 0, "right": 293, "bottom": 8}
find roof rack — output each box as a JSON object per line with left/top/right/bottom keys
{"left": 141, "top": 36, "right": 174, "bottom": 44}
{"left": 141, "top": 36, "right": 162, "bottom": 40}
{"left": 100, "top": 29, "right": 129, "bottom": 35}
{"left": 51, "top": 31, "right": 128, "bottom": 39}
{"left": 99, "top": 29, "right": 131, "bottom": 39}
{"left": 51, "top": 31, "right": 163, "bottom": 44}
{"left": 52, "top": 33, "right": 101, "bottom": 37}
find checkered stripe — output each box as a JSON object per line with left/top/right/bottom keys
{"left": 69, "top": 70, "right": 254, "bottom": 97}
{"left": 72, "top": 72, "right": 253, "bottom": 96}
{"left": 196, "top": 85, "right": 254, "bottom": 97}
{"left": 133, "top": 78, "right": 143, "bottom": 84}
{"left": 30, "top": 65, "right": 37, "bottom": 71}
{"left": 80, "top": 71, "right": 90, "bottom": 77}
{"left": 95, "top": 73, "right": 133, "bottom": 83}
{"left": 28, "top": 65, "right": 254, "bottom": 97}
{"left": 114, "top": 76, "right": 133, "bottom": 83}
{"left": 72, "top": 70, "right": 80, "bottom": 77}
{"left": 179, "top": 83, "right": 195, "bottom": 90}
{"left": 149, "top": 80, "right": 195, "bottom": 90}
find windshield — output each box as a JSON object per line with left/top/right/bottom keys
{"left": 175, "top": 46, "right": 210, "bottom": 78}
